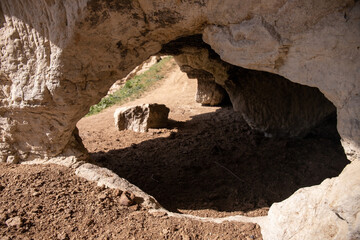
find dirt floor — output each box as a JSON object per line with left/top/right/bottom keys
{"left": 0, "top": 164, "right": 261, "bottom": 240}
{"left": 0, "top": 59, "right": 349, "bottom": 239}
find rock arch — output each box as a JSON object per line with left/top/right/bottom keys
{"left": 0, "top": 0, "right": 359, "bottom": 239}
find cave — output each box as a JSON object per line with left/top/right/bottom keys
{"left": 77, "top": 38, "right": 348, "bottom": 218}
{"left": 82, "top": 58, "right": 348, "bottom": 217}
{"left": 0, "top": 0, "right": 359, "bottom": 239}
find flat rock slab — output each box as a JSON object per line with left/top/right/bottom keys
{"left": 114, "top": 104, "right": 170, "bottom": 132}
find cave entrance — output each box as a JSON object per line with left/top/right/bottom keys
{"left": 77, "top": 36, "right": 349, "bottom": 218}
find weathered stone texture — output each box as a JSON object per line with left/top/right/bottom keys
{"left": 179, "top": 65, "right": 227, "bottom": 106}
{"left": 169, "top": 38, "right": 336, "bottom": 137}
{"left": 114, "top": 104, "right": 170, "bottom": 133}
{"left": 203, "top": 1, "right": 360, "bottom": 160}
{"left": 225, "top": 68, "right": 336, "bottom": 137}
{"left": 1, "top": 0, "right": 357, "bottom": 161}
{"left": 108, "top": 56, "right": 161, "bottom": 94}
{"left": 0, "top": 0, "right": 359, "bottom": 239}
{"left": 162, "top": 36, "right": 229, "bottom": 106}
{"left": 262, "top": 160, "right": 360, "bottom": 240}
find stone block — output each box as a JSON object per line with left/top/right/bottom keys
{"left": 114, "top": 104, "right": 170, "bottom": 132}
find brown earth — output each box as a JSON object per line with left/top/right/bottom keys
{"left": 0, "top": 59, "right": 349, "bottom": 239}
{"left": 0, "top": 163, "right": 261, "bottom": 240}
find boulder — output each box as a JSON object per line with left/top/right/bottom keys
{"left": 114, "top": 104, "right": 170, "bottom": 132}
{"left": 179, "top": 65, "right": 227, "bottom": 106}
{"left": 262, "top": 160, "right": 360, "bottom": 240}
{"left": 196, "top": 77, "right": 226, "bottom": 106}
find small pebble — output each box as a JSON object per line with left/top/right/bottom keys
{"left": 32, "top": 191, "right": 41, "bottom": 197}
{"left": 57, "top": 232, "right": 69, "bottom": 240}
{"left": 118, "top": 192, "right": 134, "bottom": 206}
{"left": 98, "top": 193, "right": 107, "bottom": 201}
{"left": 5, "top": 216, "right": 22, "bottom": 227}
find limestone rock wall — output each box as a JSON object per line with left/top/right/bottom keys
{"left": 203, "top": 0, "right": 360, "bottom": 160}
{"left": 161, "top": 36, "right": 230, "bottom": 106}
{"left": 0, "top": 0, "right": 359, "bottom": 239}
{"left": 180, "top": 66, "right": 227, "bottom": 106}
{"left": 0, "top": 0, "right": 91, "bottom": 162}
{"left": 1, "top": 0, "right": 357, "bottom": 161}
{"left": 0, "top": 0, "right": 208, "bottom": 161}
{"left": 225, "top": 68, "right": 336, "bottom": 137}
{"left": 165, "top": 37, "right": 336, "bottom": 138}
{"left": 262, "top": 160, "right": 360, "bottom": 239}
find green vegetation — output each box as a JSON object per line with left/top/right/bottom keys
{"left": 87, "top": 56, "right": 173, "bottom": 116}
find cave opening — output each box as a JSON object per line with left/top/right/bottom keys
{"left": 77, "top": 35, "right": 349, "bottom": 217}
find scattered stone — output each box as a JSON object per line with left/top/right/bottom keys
{"left": 246, "top": 236, "right": 255, "bottom": 240}
{"left": 181, "top": 233, "right": 191, "bottom": 240}
{"left": 32, "top": 191, "right": 41, "bottom": 197}
{"left": 162, "top": 228, "right": 169, "bottom": 235}
{"left": 5, "top": 216, "right": 22, "bottom": 228}
{"left": 57, "top": 232, "right": 70, "bottom": 240}
{"left": 6, "top": 155, "right": 19, "bottom": 164}
{"left": 129, "top": 204, "right": 140, "bottom": 211}
{"left": 32, "top": 205, "right": 43, "bottom": 214}
{"left": 118, "top": 192, "right": 134, "bottom": 206}
{"left": 114, "top": 104, "right": 170, "bottom": 132}
{"left": 113, "top": 189, "right": 122, "bottom": 197}
{"left": 97, "top": 193, "right": 108, "bottom": 201}
{"left": 0, "top": 213, "right": 8, "bottom": 222}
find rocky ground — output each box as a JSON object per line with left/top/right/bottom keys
{"left": 0, "top": 164, "right": 261, "bottom": 240}
{"left": 0, "top": 59, "right": 349, "bottom": 239}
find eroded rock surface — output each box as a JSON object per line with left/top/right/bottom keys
{"left": 108, "top": 56, "right": 161, "bottom": 94}
{"left": 203, "top": 1, "right": 360, "bottom": 160}
{"left": 0, "top": 0, "right": 359, "bottom": 239}
{"left": 179, "top": 65, "right": 227, "bottom": 106}
{"left": 164, "top": 36, "right": 336, "bottom": 137}
{"left": 225, "top": 68, "right": 336, "bottom": 137}
{"left": 114, "top": 104, "right": 170, "bottom": 133}
{"left": 0, "top": 0, "right": 358, "bottom": 161}
{"left": 262, "top": 160, "right": 360, "bottom": 240}
{"left": 161, "top": 36, "right": 229, "bottom": 106}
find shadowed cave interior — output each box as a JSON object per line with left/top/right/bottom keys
{"left": 89, "top": 108, "right": 347, "bottom": 217}
{"left": 80, "top": 35, "right": 349, "bottom": 217}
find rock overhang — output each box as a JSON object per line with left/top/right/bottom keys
{"left": 0, "top": 0, "right": 359, "bottom": 239}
